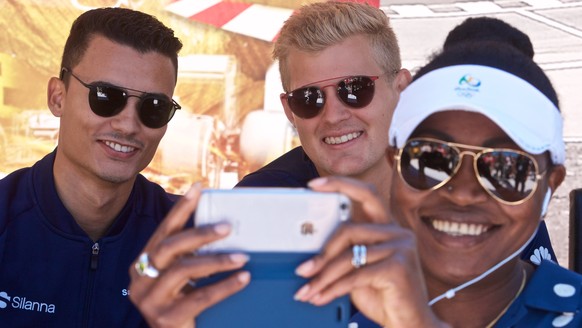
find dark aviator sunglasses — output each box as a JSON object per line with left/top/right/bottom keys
{"left": 61, "top": 68, "right": 181, "bottom": 129}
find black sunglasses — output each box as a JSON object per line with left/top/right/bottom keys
{"left": 282, "top": 75, "right": 379, "bottom": 119}
{"left": 395, "top": 138, "right": 545, "bottom": 205}
{"left": 61, "top": 68, "right": 180, "bottom": 129}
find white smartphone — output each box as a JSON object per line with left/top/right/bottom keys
{"left": 194, "top": 188, "right": 353, "bottom": 328}
{"left": 194, "top": 187, "right": 352, "bottom": 253}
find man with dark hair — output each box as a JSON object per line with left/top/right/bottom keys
{"left": 0, "top": 7, "right": 182, "bottom": 327}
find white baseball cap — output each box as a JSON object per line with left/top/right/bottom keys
{"left": 389, "top": 64, "right": 565, "bottom": 164}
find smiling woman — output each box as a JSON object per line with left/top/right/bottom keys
{"left": 349, "top": 27, "right": 582, "bottom": 328}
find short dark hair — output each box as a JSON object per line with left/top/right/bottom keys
{"left": 415, "top": 41, "right": 559, "bottom": 108}
{"left": 443, "top": 17, "right": 534, "bottom": 59}
{"left": 60, "top": 7, "right": 182, "bottom": 81}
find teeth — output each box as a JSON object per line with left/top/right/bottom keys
{"left": 104, "top": 141, "right": 135, "bottom": 153}
{"left": 324, "top": 132, "right": 362, "bottom": 145}
{"left": 431, "top": 219, "right": 489, "bottom": 237}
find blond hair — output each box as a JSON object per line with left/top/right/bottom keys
{"left": 274, "top": 2, "right": 401, "bottom": 91}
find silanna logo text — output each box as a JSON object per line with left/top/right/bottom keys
{"left": 0, "top": 291, "right": 56, "bottom": 313}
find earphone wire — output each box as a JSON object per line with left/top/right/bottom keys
{"left": 428, "top": 226, "right": 539, "bottom": 306}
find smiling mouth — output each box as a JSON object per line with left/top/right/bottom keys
{"left": 323, "top": 131, "right": 362, "bottom": 145}
{"left": 104, "top": 140, "right": 136, "bottom": 153}
{"left": 430, "top": 219, "right": 494, "bottom": 237}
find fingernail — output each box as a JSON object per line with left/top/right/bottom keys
{"left": 237, "top": 271, "right": 251, "bottom": 284}
{"left": 308, "top": 177, "right": 327, "bottom": 187}
{"left": 214, "top": 222, "right": 231, "bottom": 235}
{"left": 230, "top": 253, "right": 249, "bottom": 264}
{"left": 295, "top": 259, "right": 314, "bottom": 276}
{"left": 294, "top": 284, "right": 310, "bottom": 301}
{"left": 184, "top": 183, "right": 201, "bottom": 199}
{"left": 310, "top": 293, "right": 322, "bottom": 305}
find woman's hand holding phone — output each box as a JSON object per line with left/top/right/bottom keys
{"left": 128, "top": 185, "right": 250, "bottom": 328}
{"left": 297, "top": 177, "right": 448, "bottom": 328}
{"left": 128, "top": 180, "right": 448, "bottom": 328}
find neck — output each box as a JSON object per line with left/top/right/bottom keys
{"left": 53, "top": 154, "right": 135, "bottom": 241}
{"left": 355, "top": 160, "right": 392, "bottom": 212}
{"left": 429, "top": 261, "right": 532, "bottom": 327}
{"left": 367, "top": 170, "right": 391, "bottom": 212}
{"left": 314, "top": 154, "right": 393, "bottom": 211}
{"left": 328, "top": 155, "right": 393, "bottom": 209}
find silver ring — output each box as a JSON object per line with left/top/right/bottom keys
{"left": 351, "top": 245, "right": 367, "bottom": 269}
{"left": 135, "top": 252, "right": 160, "bottom": 278}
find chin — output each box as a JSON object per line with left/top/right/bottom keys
{"left": 98, "top": 171, "right": 136, "bottom": 184}
{"left": 329, "top": 166, "right": 364, "bottom": 177}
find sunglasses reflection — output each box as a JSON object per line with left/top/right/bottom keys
{"left": 285, "top": 75, "right": 378, "bottom": 119}
{"left": 62, "top": 68, "right": 181, "bottom": 129}
{"left": 399, "top": 139, "right": 539, "bottom": 203}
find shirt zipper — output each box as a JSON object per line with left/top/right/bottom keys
{"left": 90, "top": 243, "right": 100, "bottom": 270}
{"left": 83, "top": 242, "right": 100, "bottom": 328}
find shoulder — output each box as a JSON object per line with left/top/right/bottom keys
{"left": 236, "top": 147, "right": 319, "bottom": 187}
{"left": 133, "top": 174, "right": 177, "bottom": 214}
{"left": 524, "top": 260, "right": 582, "bottom": 304}
{"left": 0, "top": 155, "right": 49, "bottom": 227}
{"left": 0, "top": 151, "right": 54, "bottom": 193}
{"left": 0, "top": 167, "right": 31, "bottom": 190}
{"left": 499, "top": 261, "right": 582, "bottom": 327}
{"left": 524, "top": 260, "right": 582, "bottom": 301}
{"left": 0, "top": 167, "right": 33, "bottom": 220}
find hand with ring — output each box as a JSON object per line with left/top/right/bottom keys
{"left": 351, "top": 244, "right": 367, "bottom": 269}
{"left": 134, "top": 252, "right": 160, "bottom": 278}
{"left": 293, "top": 176, "right": 445, "bottom": 328}
{"left": 128, "top": 184, "right": 251, "bottom": 328}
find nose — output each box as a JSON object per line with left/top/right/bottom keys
{"left": 110, "top": 96, "right": 142, "bottom": 134}
{"left": 443, "top": 153, "right": 489, "bottom": 205}
{"left": 318, "top": 86, "right": 351, "bottom": 124}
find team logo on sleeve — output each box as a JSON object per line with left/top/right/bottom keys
{"left": 0, "top": 291, "right": 10, "bottom": 308}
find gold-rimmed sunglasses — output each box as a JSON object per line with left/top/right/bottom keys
{"left": 395, "top": 138, "right": 545, "bottom": 205}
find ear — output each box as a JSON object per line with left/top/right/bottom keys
{"left": 280, "top": 94, "right": 297, "bottom": 127}
{"left": 393, "top": 68, "right": 412, "bottom": 92}
{"left": 386, "top": 146, "right": 398, "bottom": 168}
{"left": 47, "top": 77, "right": 66, "bottom": 117}
{"left": 547, "top": 164, "right": 566, "bottom": 195}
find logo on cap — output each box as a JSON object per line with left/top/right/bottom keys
{"left": 455, "top": 74, "right": 481, "bottom": 98}
{"left": 459, "top": 74, "right": 481, "bottom": 87}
